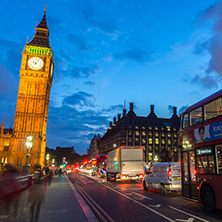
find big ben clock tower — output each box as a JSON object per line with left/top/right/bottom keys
{"left": 11, "top": 7, "right": 54, "bottom": 169}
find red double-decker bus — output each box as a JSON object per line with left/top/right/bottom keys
{"left": 179, "top": 90, "right": 222, "bottom": 212}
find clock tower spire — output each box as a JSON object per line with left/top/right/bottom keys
{"left": 11, "top": 8, "right": 54, "bottom": 170}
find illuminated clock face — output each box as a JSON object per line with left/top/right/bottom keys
{"left": 28, "top": 57, "right": 44, "bottom": 70}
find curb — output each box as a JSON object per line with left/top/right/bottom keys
{"left": 66, "top": 176, "right": 99, "bottom": 222}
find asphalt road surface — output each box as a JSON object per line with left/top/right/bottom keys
{"left": 68, "top": 171, "right": 222, "bottom": 222}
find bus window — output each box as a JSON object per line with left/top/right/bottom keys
{"left": 190, "top": 107, "right": 202, "bottom": 126}
{"left": 216, "top": 145, "right": 222, "bottom": 174}
{"left": 197, "top": 155, "right": 215, "bottom": 174}
{"left": 183, "top": 113, "right": 189, "bottom": 129}
{"left": 204, "top": 97, "right": 222, "bottom": 121}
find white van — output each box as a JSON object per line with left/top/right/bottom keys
{"left": 143, "top": 162, "right": 181, "bottom": 194}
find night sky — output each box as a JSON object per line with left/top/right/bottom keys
{"left": 1, "top": 0, "right": 222, "bottom": 154}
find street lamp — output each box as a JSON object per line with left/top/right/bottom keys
{"left": 46, "top": 153, "right": 50, "bottom": 166}
{"left": 24, "top": 134, "right": 33, "bottom": 173}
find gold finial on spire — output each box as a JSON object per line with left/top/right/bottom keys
{"left": 26, "top": 36, "right": 29, "bottom": 44}
{"left": 45, "top": 3, "right": 47, "bottom": 11}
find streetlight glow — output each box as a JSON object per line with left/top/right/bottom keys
{"left": 23, "top": 134, "right": 33, "bottom": 173}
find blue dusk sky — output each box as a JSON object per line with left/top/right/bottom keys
{"left": 0, "top": 0, "right": 222, "bottom": 155}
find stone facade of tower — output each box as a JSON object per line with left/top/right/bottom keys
{"left": 0, "top": 9, "right": 54, "bottom": 171}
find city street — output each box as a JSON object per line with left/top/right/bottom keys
{"left": 0, "top": 172, "right": 222, "bottom": 222}
{"left": 69, "top": 172, "right": 222, "bottom": 222}
{"left": 0, "top": 175, "right": 91, "bottom": 222}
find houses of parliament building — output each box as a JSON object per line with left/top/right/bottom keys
{"left": 0, "top": 8, "right": 54, "bottom": 171}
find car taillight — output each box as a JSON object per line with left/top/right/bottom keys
{"left": 193, "top": 168, "right": 197, "bottom": 182}
{"left": 168, "top": 165, "right": 172, "bottom": 181}
{"left": 139, "top": 174, "right": 143, "bottom": 178}
{"left": 122, "top": 175, "right": 126, "bottom": 179}
{"left": 194, "top": 169, "right": 197, "bottom": 175}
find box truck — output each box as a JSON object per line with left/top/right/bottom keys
{"left": 106, "top": 146, "right": 144, "bottom": 181}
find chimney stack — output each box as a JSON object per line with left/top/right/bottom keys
{"left": 118, "top": 114, "right": 121, "bottom": 121}
{"left": 123, "top": 109, "right": 126, "bottom": 117}
{"left": 113, "top": 117, "right": 116, "bottom": 124}
{"left": 109, "top": 121, "right": 112, "bottom": 127}
{"left": 130, "top": 102, "right": 134, "bottom": 111}
{"left": 173, "top": 107, "right": 177, "bottom": 115}
{"left": 150, "top": 104, "right": 154, "bottom": 113}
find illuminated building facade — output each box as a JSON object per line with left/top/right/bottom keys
{"left": 0, "top": 8, "right": 54, "bottom": 171}
{"left": 95, "top": 103, "right": 180, "bottom": 163}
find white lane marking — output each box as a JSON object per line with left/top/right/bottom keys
{"left": 175, "top": 218, "right": 194, "bottom": 222}
{"left": 101, "top": 183, "right": 175, "bottom": 222}
{"left": 130, "top": 187, "right": 144, "bottom": 191}
{"left": 149, "top": 204, "right": 161, "bottom": 208}
{"left": 169, "top": 206, "right": 210, "bottom": 222}
{"left": 132, "top": 192, "right": 152, "bottom": 200}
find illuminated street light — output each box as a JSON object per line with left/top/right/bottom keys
{"left": 23, "top": 134, "right": 33, "bottom": 173}
{"left": 46, "top": 153, "right": 50, "bottom": 166}
{"left": 154, "top": 155, "right": 159, "bottom": 162}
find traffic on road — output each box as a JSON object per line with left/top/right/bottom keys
{"left": 68, "top": 170, "right": 222, "bottom": 222}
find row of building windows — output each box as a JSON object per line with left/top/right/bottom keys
{"left": 124, "top": 124, "right": 177, "bottom": 131}
{"left": 128, "top": 131, "right": 177, "bottom": 137}
{"left": 102, "top": 132, "right": 178, "bottom": 146}
{"left": 127, "top": 138, "right": 176, "bottom": 144}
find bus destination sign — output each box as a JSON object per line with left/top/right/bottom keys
{"left": 196, "top": 148, "right": 212, "bottom": 156}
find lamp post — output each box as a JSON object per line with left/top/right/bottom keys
{"left": 46, "top": 153, "right": 50, "bottom": 166}
{"left": 24, "top": 134, "right": 33, "bottom": 173}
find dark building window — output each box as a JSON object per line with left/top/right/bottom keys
{"left": 3, "top": 146, "right": 9, "bottom": 151}
{"left": 120, "top": 130, "right": 125, "bottom": 136}
{"left": 135, "top": 138, "right": 139, "bottom": 145}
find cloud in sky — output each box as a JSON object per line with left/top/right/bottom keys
{"left": 77, "top": 0, "right": 120, "bottom": 34}
{"left": 115, "top": 48, "right": 154, "bottom": 63}
{"left": 66, "top": 34, "right": 95, "bottom": 52}
{"left": 47, "top": 96, "right": 116, "bottom": 153}
{"left": 69, "top": 64, "right": 101, "bottom": 79}
{"left": 195, "top": 1, "right": 222, "bottom": 76}
{"left": 63, "top": 91, "right": 95, "bottom": 107}
{"left": 1, "top": 0, "right": 222, "bottom": 155}
{"left": 178, "top": 105, "right": 189, "bottom": 115}
{"left": 83, "top": 81, "right": 96, "bottom": 87}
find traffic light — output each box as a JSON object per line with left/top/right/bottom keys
{"left": 63, "top": 163, "right": 66, "bottom": 167}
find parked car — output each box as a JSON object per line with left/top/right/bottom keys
{"left": 143, "top": 162, "right": 181, "bottom": 194}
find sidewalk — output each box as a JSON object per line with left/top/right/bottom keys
{"left": 37, "top": 175, "right": 98, "bottom": 222}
